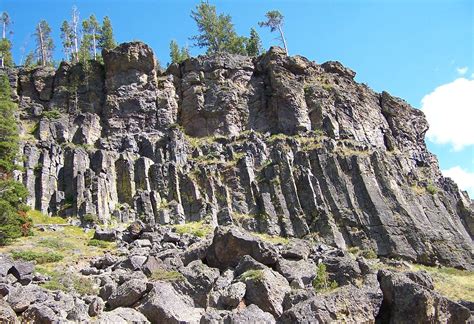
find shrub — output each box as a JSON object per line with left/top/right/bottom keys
{"left": 83, "top": 213, "right": 97, "bottom": 224}
{"left": 361, "top": 248, "right": 378, "bottom": 259}
{"left": 312, "top": 264, "right": 338, "bottom": 292}
{"left": 173, "top": 221, "right": 211, "bottom": 238}
{"left": 11, "top": 250, "right": 63, "bottom": 264}
{"left": 240, "top": 269, "right": 265, "bottom": 282}
{"left": 87, "top": 239, "right": 111, "bottom": 249}
{"left": 42, "top": 109, "right": 62, "bottom": 120}
{"left": 426, "top": 184, "right": 438, "bottom": 195}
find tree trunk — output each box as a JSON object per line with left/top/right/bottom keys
{"left": 92, "top": 28, "right": 97, "bottom": 60}
{"left": 2, "top": 22, "right": 5, "bottom": 39}
{"left": 38, "top": 24, "right": 46, "bottom": 66}
{"left": 278, "top": 25, "right": 288, "bottom": 55}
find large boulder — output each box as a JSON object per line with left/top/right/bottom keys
{"left": 281, "top": 282, "right": 383, "bottom": 323}
{"left": 377, "top": 270, "right": 471, "bottom": 323}
{"left": 178, "top": 260, "right": 220, "bottom": 307}
{"left": 206, "top": 226, "right": 279, "bottom": 269}
{"left": 0, "top": 298, "right": 17, "bottom": 323}
{"left": 107, "top": 279, "right": 150, "bottom": 309}
{"left": 137, "top": 282, "right": 204, "bottom": 323}
{"left": 241, "top": 268, "right": 291, "bottom": 317}
{"left": 93, "top": 307, "right": 150, "bottom": 324}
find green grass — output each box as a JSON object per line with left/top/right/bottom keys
{"left": 11, "top": 250, "right": 64, "bottom": 264}
{"left": 426, "top": 184, "right": 438, "bottom": 195}
{"left": 42, "top": 109, "right": 62, "bottom": 120}
{"left": 150, "top": 269, "right": 185, "bottom": 282}
{"left": 87, "top": 239, "right": 113, "bottom": 249}
{"left": 37, "top": 266, "right": 98, "bottom": 295}
{"left": 254, "top": 233, "right": 290, "bottom": 245}
{"left": 28, "top": 210, "right": 67, "bottom": 225}
{"left": 412, "top": 265, "right": 474, "bottom": 302}
{"left": 240, "top": 269, "right": 265, "bottom": 282}
{"left": 38, "top": 237, "right": 74, "bottom": 251}
{"left": 173, "top": 221, "right": 212, "bottom": 238}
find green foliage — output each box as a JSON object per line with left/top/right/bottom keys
{"left": 190, "top": 1, "right": 247, "bottom": 55}
{"left": 426, "top": 183, "right": 438, "bottom": 195}
{"left": 83, "top": 213, "right": 98, "bottom": 224}
{"left": 240, "top": 269, "right": 265, "bottom": 282}
{"left": 259, "top": 10, "right": 288, "bottom": 54}
{"left": 27, "top": 210, "right": 66, "bottom": 225}
{"left": 312, "top": 264, "right": 338, "bottom": 292}
{"left": 173, "top": 221, "right": 211, "bottom": 238}
{"left": 11, "top": 250, "right": 63, "bottom": 264}
{"left": 150, "top": 269, "right": 185, "bottom": 282}
{"left": 361, "top": 248, "right": 378, "bottom": 259}
{"left": 169, "top": 40, "right": 190, "bottom": 64}
{"left": 38, "top": 237, "right": 74, "bottom": 250}
{"left": 246, "top": 28, "right": 262, "bottom": 56}
{"left": 34, "top": 20, "right": 55, "bottom": 66}
{"left": 0, "top": 74, "right": 32, "bottom": 245}
{"left": 42, "top": 109, "right": 62, "bottom": 120}
{"left": 38, "top": 267, "right": 98, "bottom": 295}
{"left": 98, "top": 16, "right": 116, "bottom": 51}
{"left": 0, "top": 38, "right": 13, "bottom": 67}
{"left": 24, "top": 52, "right": 36, "bottom": 68}
{"left": 87, "top": 239, "right": 112, "bottom": 249}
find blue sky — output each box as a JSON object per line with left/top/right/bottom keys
{"left": 3, "top": 0, "right": 474, "bottom": 196}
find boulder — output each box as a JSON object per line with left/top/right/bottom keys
{"left": 377, "top": 270, "right": 471, "bottom": 323}
{"left": 276, "top": 258, "right": 317, "bottom": 287}
{"left": 178, "top": 260, "right": 220, "bottom": 307}
{"left": 0, "top": 298, "right": 17, "bottom": 323}
{"left": 137, "top": 282, "right": 204, "bottom": 323}
{"left": 93, "top": 229, "right": 118, "bottom": 242}
{"left": 241, "top": 268, "right": 291, "bottom": 317}
{"left": 206, "top": 226, "right": 279, "bottom": 269}
{"left": 93, "top": 307, "right": 150, "bottom": 324}
{"left": 107, "top": 278, "right": 149, "bottom": 309}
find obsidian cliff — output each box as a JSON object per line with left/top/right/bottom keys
{"left": 1, "top": 41, "right": 473, "bottom": 323}
{"left": 6, "top": 41, "right": 472, "bottom": 268}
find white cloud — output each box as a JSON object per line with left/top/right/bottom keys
{"left": 456, "top": 66, "right": 468, "bottom": 75}
{"left": 442, "top": 166, "right": 474, "bottom": 197}
{"left": 421, "top": 78, "right": 474, "bottom": 151}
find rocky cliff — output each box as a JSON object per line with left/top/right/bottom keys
{"left": 5, "top": 41, "right": 473, "bottom": 269}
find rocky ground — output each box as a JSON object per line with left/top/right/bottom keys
{"left": 0, "top": 222, "right": 472, "bottom": 323}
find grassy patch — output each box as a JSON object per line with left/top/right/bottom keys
{"left": 87, "top": 239, "right": 113, "bottom": 249}
{"left": 254, "top": 233, "right": 290, "bottom": 245}
{"left": 28, "top": 210, "right": 67, "bottom": 225}
{"left": 150, "top": 269, "right": 185, "bottom": 282}
{"left": 240, "top": 269, "right": 265, "bottom": 282}
{"left": 38, "top": 237, "right": 74, "bottom": 251}
{"left": 11, "top": 250, "right": 63, "bottom": 264}
{"left": 37, "top": 266, "right": 98, "bottom": 295}
{"left": 173, "top": 221, "right": 212, "bottom": 238}
{"left": 412, "top": 265, "right": 474, "bottom": 302}
{"left": 42, "top": 109, "right": 62, "bottom": 120}
{"left": 426, "top": 184, "right": 438, "bottom": 195}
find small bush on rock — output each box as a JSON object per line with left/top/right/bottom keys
{"left": 11, "top": 250, "right": 64, "bottom": 264}
{"left": 312, "top": 264, "right": 338, "bottom": 292}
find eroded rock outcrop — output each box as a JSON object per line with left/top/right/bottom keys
{"left": 4, "top": 41, "right": 472, "bottom": 270}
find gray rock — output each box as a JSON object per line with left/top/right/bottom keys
{"left": 276, "top": 258, "right": 317, "bottom": 287}
{"left": 178, "top": 260, "right": 220, "bottom": 307}
{"left": 206, "top": 226, "right": 279, "bottom": 270}
{"left": 93, "top": 229, "right": 118, "bottom": 242}
{"left": 107, "top": 279, "right": 150, "bottom": 309}
{"left": 377, "top": 270, "right": 470, "bottom": 324}
{"left": 0, "top": 298, "right": 17, "bottom": 323}
{"left": 137, "top": 282, "right": 204, "bottom": 323}
{"left": 88, "top": 297, "right": 105, "bottom": 317}
{"left": 93, "top": 307, "right": 150, "bottom": 323}
{"left": 241, "top": 268, "right": 290, "bottom": 317}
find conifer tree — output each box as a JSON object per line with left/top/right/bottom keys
{"left": 98, "top": 16, "right": 116, "bottom": 51}
{"left": 82, "top": 15, "right": 100, "bottom": 60}
{"left": 169, "top": 40, "right": 190, "bottom": 64}
{"left": 60, "top": 20, "right": 73, "bottom": 62}
{"left": 34, "top": 20, "right": 54, "bottom": 66}
{"left": 0, "top": 74, "right": 31, "bottom": 245}
{"left": 259, "top": 10, "right": 288, "bottom": 55}
{"left": 246, "top": 28, "right": 262, "bottom": 56}
{"left": 0, "top": 12, "right": 11, "bottom": 40}
{"left": 0, "top": 39, "right": 13, "bottom": 68}
{"left": 190, "top": 1, "right": 247, "bottom": 55}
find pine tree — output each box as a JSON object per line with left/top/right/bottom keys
{"left": 246, "top": 28, "right": 262, "bottom": 56}
{"left": 60, "top": 20, "right": 73, "bottom": 62}
{"left": 82, "top": 15, "right": 100, "bottom": 60}
{"left": 99, "top": 16, "right": 116, "bottom": 51}
{"left": 0, "top": 12, "right": 11, "bottom": 40}
{"left": 190, "top": 1, "right": 247, "bottom": 55}
{"left": 34, "top": 20, "right": 54, "bottom": 66}
{"left": 0, "top": 39, "right": 13, "bottom": 67}
{"left": 24, "top": 52, "right": 36, "bottom": 68}
{"left": 169, "top": 40, "right": 190, "bottom": 64}
{"left": 71, "top": 6, "right": 80, "bottom": 63}
{"left": 259, "top": 10, "right": 288, "bottom": 55}
{"left": 0, "top": 73, "right": 31, "bottom": 245}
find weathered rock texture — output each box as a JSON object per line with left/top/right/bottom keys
{"left": 5, "top": 41, "right": 473, "bottom": 269}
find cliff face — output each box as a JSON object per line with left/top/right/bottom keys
{"left": 6, "top": 42, "right": 473, "bottom": 268}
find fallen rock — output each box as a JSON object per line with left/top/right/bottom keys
{"left": 107, "top": 279, "right": 149, "bottom": 309}
{"left": 206, "top": 226, "right": 279, "bottom": 269}
{"left": 241, "top": 268, "right": 290, "bottom": 317}
{"left": 137, "top": 282, "right": 204, "bottom": 323}
{"left": 93, "top": 307, "right": 150, "bottom": 323}
{"left": 377, "top": 270, "right": 471, "bottom": 323}
{"left": 0, "top": 297, "right": 17, "bottom": 323}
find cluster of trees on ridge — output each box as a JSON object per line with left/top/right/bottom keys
{"left": 0, "top": 1, "right": 288, "bottom": 69}
{"left": 0, "top": 1, "right": 289, "bottom": 246}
